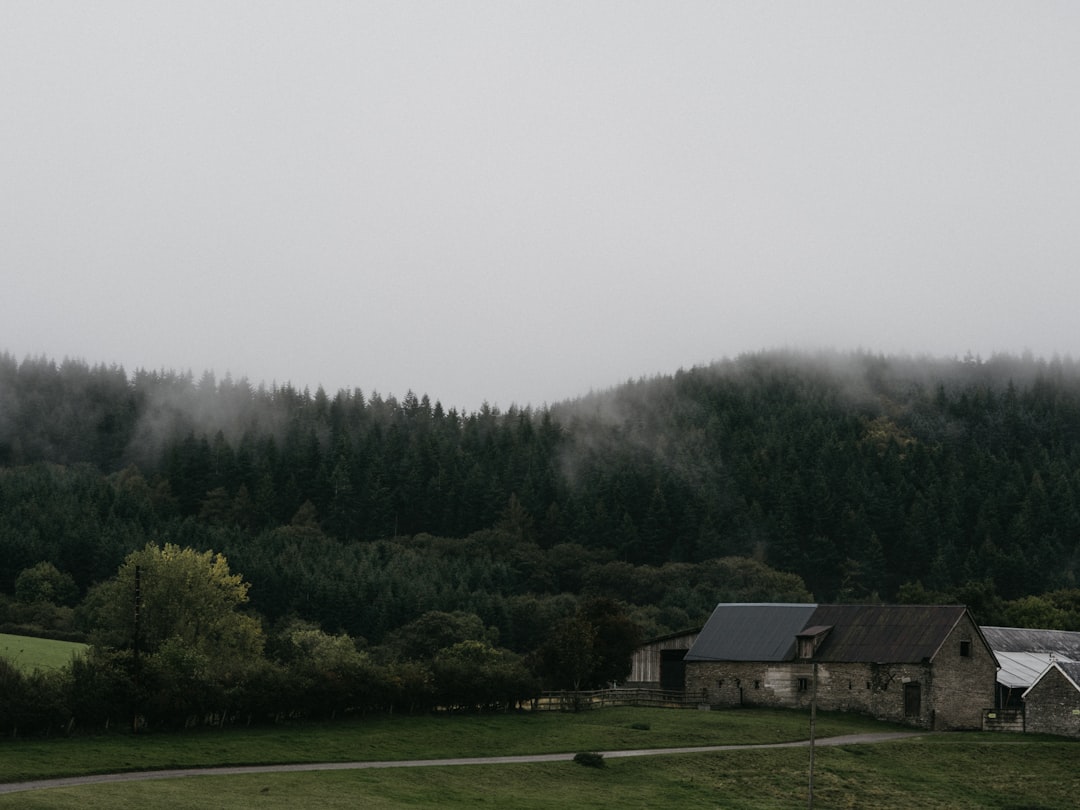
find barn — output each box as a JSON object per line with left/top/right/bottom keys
{"left": 682, "top": 603, "right": 997, "bottom": 730}
{"left": 625, "top": 628, "right": 700, "bottom": 690}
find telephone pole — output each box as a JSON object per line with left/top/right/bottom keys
{"left": 807, "top": 660, "right": 818, "bottom": 809}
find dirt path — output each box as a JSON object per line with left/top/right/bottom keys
{"left": 0, "top": 732, "right": 923, "bottom": 796}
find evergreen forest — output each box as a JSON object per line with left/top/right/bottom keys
{"left": 2, "top": 348, "right": 1080, "bottom": 733}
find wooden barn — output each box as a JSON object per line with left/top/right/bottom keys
{"left": 625, "top": 628, "right": 700, "bottom": 690}
{"left": 683, "top": 603, "right": 997, "bottom": 730}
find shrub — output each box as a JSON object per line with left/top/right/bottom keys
{"left": 573, "top": 751, "right": 605, "bottom": 768}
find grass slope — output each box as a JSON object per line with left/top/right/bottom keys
{"left": 0, "top": 633, "right": 87, "bottom": 672}
{"left": 1, "top": 709, "right": 1077, "bottom": 808}
{"left": 0, "top": 708, "right": 891, "bottom": 783}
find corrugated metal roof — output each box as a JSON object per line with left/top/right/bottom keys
{"left": 684, "top": 603, "right": 818, "bottom": 662}
{"left": 981, "top": 626, "right": 1080, "bottom": 657}
{"left": 808, "top": 604, "right": 969, "bottom": 664}
{"left": 995, "top": 651, "right": 1073, "bottom": 689}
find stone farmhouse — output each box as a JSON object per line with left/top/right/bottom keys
{"left": 679, "top": 603, "right": 996, "bottom": 730}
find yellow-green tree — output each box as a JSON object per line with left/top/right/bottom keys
{"left": 86, "top": 543, "right": 264, "bottom": 672}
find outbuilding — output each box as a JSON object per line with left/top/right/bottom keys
{"left": 625, "top": 628, "right": 700, "bottom": 690}
{"left": 1022, "top": 661, "right": 1080, "bottom": 738}
{"left": 980, "top": 626, "right": 1080, "bottom": 736}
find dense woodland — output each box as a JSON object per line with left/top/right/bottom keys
{"left": 3, "top": 348, "right": 1080, "bottom": 733}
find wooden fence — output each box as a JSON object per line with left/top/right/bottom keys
{"left": 531, "top": 687, "right": 698, "bottom": 712}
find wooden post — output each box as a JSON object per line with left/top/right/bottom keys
{"left": 808, "top": 661, "right": 818, "bottom": 809}
{"left": 133, "top": 564, "right": 141, "bottom": 734}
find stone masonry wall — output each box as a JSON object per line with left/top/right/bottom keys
{"left": 926, "top": 614, "right": 998, "bottom": 730}
{"left": 685, "top": 660, "right": 933, "bottom": 727}
{"left": 1024, "top": 668, "right": 1080, "bottom": 738}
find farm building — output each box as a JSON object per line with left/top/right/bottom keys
{"left": 1023, "top": 661, "right": 1080, "bottom": 738}
{"left": 981, "top": 626, "right": 1080, "bottom": 708}
{"left": 980, "top": 626, "right": 1080, "bottom": 736}
{"left": 625, "top": 628, "right": 700, "bottom": 690}
{"left": 682, "top": 603, "right": 997, "bottom": 730}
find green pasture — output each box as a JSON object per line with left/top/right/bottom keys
{"left": 0, "top": 633, "right": 87, "bottom": 672}
{"left": 0, "top": 708, "right": 1077, "bottom": 808}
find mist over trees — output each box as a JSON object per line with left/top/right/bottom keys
{"left": 3, "top": 349, "right": 1080, "bottom": 611}
{"left": 2, "top": 347, "right": 1080, "bottom": 732}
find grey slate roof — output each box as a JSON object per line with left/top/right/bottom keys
{"left": 685, "top": 603, "right": 974, "bottom": 664}
{"left": 807, "top": 604, "right": 969, "bottom": 664}
{"left": 1058, "top": 662, "right": 1080, "bottom": 691}
{"left": 684, "top": 603, "right": 818, "bottom": 662}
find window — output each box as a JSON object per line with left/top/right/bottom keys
{"left": 960, "top": 640, "right": 972, "bottom": 658}
{"left": 798, "top": 677, "right": 809, "bottom": 692}
{"left": 753, "top": 680, "right": 760, "bottom": 689}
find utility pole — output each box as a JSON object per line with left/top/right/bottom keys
{"left": 807, "top": 660, "right": 818, "bottom": 809}
{"left": 133, "top": 564, "right": 141, "bottom": 734}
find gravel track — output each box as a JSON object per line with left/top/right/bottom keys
{"left": 0, "top": 732, "right": 923, "bottom": 795}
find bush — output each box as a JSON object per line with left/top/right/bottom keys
{"left": 573, "top": 751, "right": 605, "bottom": 768}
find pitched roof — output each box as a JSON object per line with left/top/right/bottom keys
{"left": 995, "top": 651, "right": 1073, "bottom": 690}
{"left": 981, "top": 626, "right": 1080, "bottom": 658}
{"left": 981, "top": 627, "right": 1080, "bottom": 689}
{"left": 684, "top": 603, "right": 818, "bottom": 662}
{"left": 1060, "top": 662, "right": 1080, "bottom": 692}
{"left": 686, "top": 603, "right": 974, "bottom": 664}
{"left": 807, "top": 604, "right": 969, "bottom": 664}
{"left": 1022, "top": 661, "right": 1080, "bottom": 698}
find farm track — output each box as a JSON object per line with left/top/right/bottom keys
{"left": 0, "top": 732, "right": 923, "bottom": 795}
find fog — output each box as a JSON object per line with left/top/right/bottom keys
{"left": 3, "top": 2, "right": 1078, "bottom": 411}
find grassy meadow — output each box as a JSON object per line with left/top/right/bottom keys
{"left": 0, "top": 708, "right": 1077, "bottom": 808}
{"left": 0, "top": 633, "right": 87, "bottom": 672}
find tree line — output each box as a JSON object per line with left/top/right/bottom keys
{"left": 3, "top": 348, "right": 1080, "bottom": 733}
{"left": 4, "top": 349, "right": 1080, "bottom": 603}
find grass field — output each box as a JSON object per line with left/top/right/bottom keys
{"left": 0, "top": 633, "right": 88, "bottom": 672}
{"left": 0, "top": 708, "right": 1077, "bottom": 808}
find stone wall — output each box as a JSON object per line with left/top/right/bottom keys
{"left": 926, "top": 613, "right": 998, "bottom": 730}
{"left": 1024, "top": 668, "right": 1080, "bottom": 738}
{"left": 685, "top": 660, "right": 934, "bottom": 726}
{"left": 983, "top": 708, "right": 1024, "bottom": 733}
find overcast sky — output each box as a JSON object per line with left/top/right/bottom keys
{"left": 2, "top": 2, "right": 1078, "bottom": 411}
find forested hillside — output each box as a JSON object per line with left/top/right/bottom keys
{"left": 2, "top": 348, "right": 1080, "bottom": 644}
